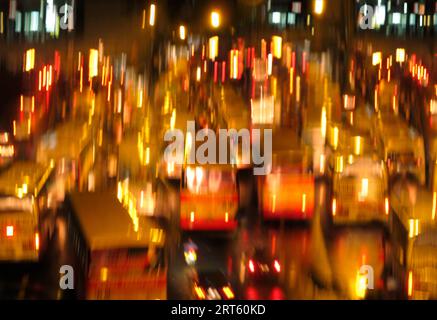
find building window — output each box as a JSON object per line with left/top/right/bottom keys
{"left": 288, "top": 13, "right": 296, "bottom": 25}
{"left": 292, "top": 2, "right": 302, "bottom": 14}
{"left": 391, "top": 12, "right": 401, "bottom": 25}
{"left": 272, "top": 11, "right": 281, "bottom": 24}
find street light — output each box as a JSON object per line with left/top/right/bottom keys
{"left": 149, "top": 4, "right": 156, "bottom": 26}
{"left": 211, "top": 11, "right": 220, "bottom": 28}
{"left": 179, "top": 25, "right": 186, "bottom": 40}
{"left": 314, "top": 0, "right": 324, "bottom": 15}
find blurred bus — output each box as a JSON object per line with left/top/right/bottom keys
{"left": 0, "top": 161, "right": 54, "bottom": 262}
{"left": 259, "top": 148, "right": 314, "bottom": 221}
{"left": 180, "top": 164, "right": 238, "bottom": 232}
{"left": 36, "top": 121, "right": 95, "bottom": 204}
{"left": 64, "top": 192, "right": 167, "bottom": 300}
{"left": 407, "top": 229, "right": 437, "bottom": 299}
{"left": 375, "top": 113, "right": 425, "bottom": 185}
{"left": 331, "top": 157, "right": 390, "bottom": 225}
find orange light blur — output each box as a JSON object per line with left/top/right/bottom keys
{"left": 38, "top": 71, "right": 42, "bottom": 91}
{"left": 43, "top": 66, "right": 47, "bottom": 87}
{"left": 408, "top": 271, "right": 413, "bottom": 297}
{"left": 195, "top": 286, "right": 206, "bottom": 299}
{"left": 223, "top": 286, "right": 234, "bottom": 299}
{"left": 6, "top": 225, "right": 13, "bottom": 237}
{"left": 35, "top": 233, "right": 40, "bottom": 251}
{"left": 79, "top": 66, "right": 83, "bottom": 92}
{"left": 332, "top": 198, "right": 337, "bottom": 216}
{"left": 432, "top": 192, "right": 436, "bottom": 220}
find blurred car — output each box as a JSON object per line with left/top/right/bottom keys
{"left": 13, "top": 117, "right": 32, "bottom": 142}
{"left": 331, "top": 157, "right": 390, "bottom": 226}
{"left": 192, "top": 270, "right": 235, "bottom": 300}
{"left": 0, "top": 132, "right": 14, "bottom": 167}
{"left": 259, "top": 129, "right": 315, "bottom": 221}
{"left": 374, "top": 112, "right": 425, "bottom": 185}
{"left": 245, "top": 248, "right": 281, "bottom": 283}
{"left": 407, "top": 229, "right": 437, "bottom": 300}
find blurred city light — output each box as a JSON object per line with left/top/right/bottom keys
{"left": 89, "top": 49, "right": 99, "bottom": 79}
{"left": 24, "top": 48, "right": 35, "bottom": 71}
{"left": 314, "top": 0, "right": 324, "bottom": 15}
{"left": 271, "top": 36, "right": 282, "bottom": 59}
{"left": 209, "top": 36, "right": 219, "bottom": 60}
{"left": 149, "top": 4, "right": 156, "bottom": 26}
{"left": 179, "top": 25, "right": 186, "bottom": 40}
{"left": 396, "top": 48, "right": 406, "bottom": 63}
{"left": 211, "top": 11, "right": 220, "bottom": 28}
{"left": 372, "top": 52, "right": 382, "bottom": 66}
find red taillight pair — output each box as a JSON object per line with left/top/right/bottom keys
{"left": 248, "top": 259, "right": 280, "bottom": 273}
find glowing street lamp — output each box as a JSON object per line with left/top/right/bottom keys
{"left": 179, "top": 25, "right": 186, "bottom": 40}
{"left": 149, "top": 4, "right": 156, "bottom": 26}
{"left": 211, "top": 11, "right": 220, "bottom": 28}
{"left": 314, "top": 0, "right": 324, "bottom": 15}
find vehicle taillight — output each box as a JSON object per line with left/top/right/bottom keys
{"left": 6, "top": 225, "right": 14, "bottom": 237}
{"left": 332, "top": 198, "right": 337, "bottom": 216}
{"left": 35, "top": 233, "right": 40, "bottom": 251}
{"left": 222, "top": 286, "right": 235, "bottom": 299}
{"left": 408, "top": 271, "right": 413, "bottom": 298}
{"left": 248, "top": 260, "right": 255, "bottom": 273}
{"left": 273, "top": 260, "right": 281, "bottom": 273}
{"left": 194, "top": 286, "right": 206, "bottom": 300}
